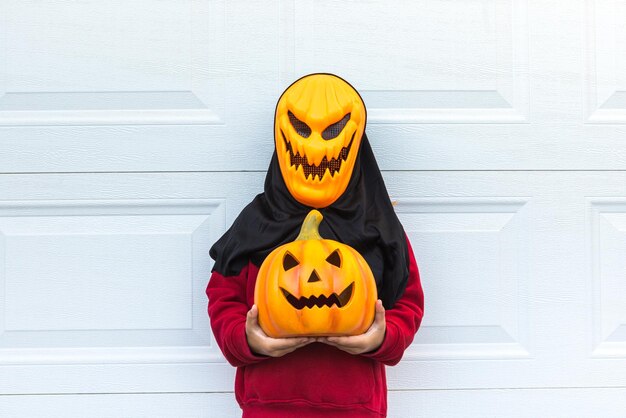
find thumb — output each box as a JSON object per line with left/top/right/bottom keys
{"left": 246, "top": 305, "right": 259, "bottom": 325}
{"left": 374, "top": 300, "right": 385, "bottom": 324}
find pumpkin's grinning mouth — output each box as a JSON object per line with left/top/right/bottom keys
{"left": 280, "top": 282, "right": 354, "bottom": 310}
{"left": 281, "top": 131, "right": 354, "bottom": 181}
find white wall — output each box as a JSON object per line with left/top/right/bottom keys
{"left": 1, "top": 0, "right": 626, "bottom": 416}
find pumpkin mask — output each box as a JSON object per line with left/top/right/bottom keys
{"left": 255, "top": 210, "right": 377, "bottom": 338}
{"left": 274, "top": 74, "right": 366, "bottom": 208}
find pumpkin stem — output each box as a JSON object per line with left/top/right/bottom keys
{"left": 296, "top": 210, "right": 323, "bottom": 241}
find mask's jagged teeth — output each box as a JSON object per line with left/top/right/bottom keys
{"left": 310, "top": 148, "right": 324, "bottom": 167}
{"left": 325, "top": 144, "right": 334, "bottom": 162}
{"left": 331, "top": 141, "right": 341, "bottom": 163}
{"left": 296, "top": 140, "right": 305, "bottom": 160}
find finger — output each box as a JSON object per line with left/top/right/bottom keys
{"left": 291, "top": 337, "right": 314, "bottom": 347}
{"left": 374, "top": 300, "right": 385, "bottom": 323}
{"left": 364, "top": 300, "right": 385, "bottom": 336}
{"left": 376, "top": 299, "right": 385, "bottom": 314}
{"left": 268, "top": 336, "right": 312, "bottom": 351}
{"left": 269, "top": 339, "right": 313, "bottom": 357}
{"left": 289, "top": 337, "right": 315, "bottom": 350}
{"left": 274, "top": 344, "right": 309, "bottom": 357}
{"left": 321, "top": 339, "right": 347, "bottom": 350}
{"left": 321, "top": 339, "right": 360, "bottom": 355}
{"left": 326, "top": 335, "right": 363, "bottom": 348}
{"left": 246, "top": 305, "right": 259, "bottom": 325}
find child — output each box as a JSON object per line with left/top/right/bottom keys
{"left": 207, "top": 73, "right": 424, "bottom": 417}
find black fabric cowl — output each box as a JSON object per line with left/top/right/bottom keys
{"left": 209, "top": 130, "right": 410, "bottom": 309}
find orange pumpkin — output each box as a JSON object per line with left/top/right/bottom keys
{"left": 255, "top": 210, "right": 377, "bottom": 337}
{"left": 274, "top": 74, "right": 366, "bottom": 208}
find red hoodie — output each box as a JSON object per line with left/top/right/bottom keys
{"left": 207, "top": 237, "right": 424, "bottom": 417}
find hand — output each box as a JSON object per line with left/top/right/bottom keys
{"left": 245, "top": 305, "right": 314, "bottom": 357}
{"left": 318, "top": 300, "right": 386, "bottom": 355}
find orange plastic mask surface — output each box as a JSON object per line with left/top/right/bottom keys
{"left": 254, "top": 210, "right": 377, "bottom": 338}
{"left": 274, "top": 74, "right": 366, "bottom": 208}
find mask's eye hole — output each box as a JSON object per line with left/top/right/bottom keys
{"left": 322, "top": 113, "right": 351, "bottom": 140}
{"left": 288, "top": 111, "right": 311, "bottom": 138}
{"left": 325, "top": 249, "right": 342, "bottom": 267}
{"left": 283, "top": 251, "right": 300, "bottom": 271}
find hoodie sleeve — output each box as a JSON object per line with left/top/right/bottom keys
{"left": 206, "top": 263, "right": 268, "bottom": 367}
{"left": 361, "top": 236, "right": 425, "bottom": 366}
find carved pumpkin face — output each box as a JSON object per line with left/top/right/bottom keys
{"left": 255, "top": 210, "right": 377, "bottom": 337}
{"left": 275, "top": 74, "right": 366, "bottom": 208}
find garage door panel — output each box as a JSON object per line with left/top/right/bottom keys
{"left": 589, "top": 198, "right": 626, "bottom": 358}
{"left": 396, "top": 197, "right": 531, "bottom": 361}
{"left": 0, "top": 0, "right": 225, "bottom": 126}
{"left": 0, "top": 200, "right": 220, "bottom": 352}
{"left": 585, "top": 0, "right": 626, "bottom": 123}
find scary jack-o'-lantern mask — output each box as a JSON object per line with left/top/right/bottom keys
{"left": 254, "top": 210, "right": 377, "bottom": 338}
{"left": 275, "top": 74, "right": 366, "bottom": 208}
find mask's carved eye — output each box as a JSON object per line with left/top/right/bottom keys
{"left": 325, "top": 249, "right": 342, "bottom": 267}
{"left": 283, "top": 251, "right": 300, "bottom": 271}
{"left": 288, "top": 111, "right": 311, "bottom": 138}
{"left": 322, "top": 113, "right": 351, "bottom": 140}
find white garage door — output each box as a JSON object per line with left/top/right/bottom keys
{"left": 1, "top": 1, "right": 626, "bottom": 416}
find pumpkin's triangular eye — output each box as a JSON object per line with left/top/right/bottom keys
{"left": 322, "top": 113, "right": 351, "bottom": 140}
{"left": 325, "top": 249, "right": 342, "bottom": 267}
{"left": 288, "top": 111, "right": 311, "bottom": 138}
{"left": 283, "top": 251, "right": 300, "bottom": 271}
